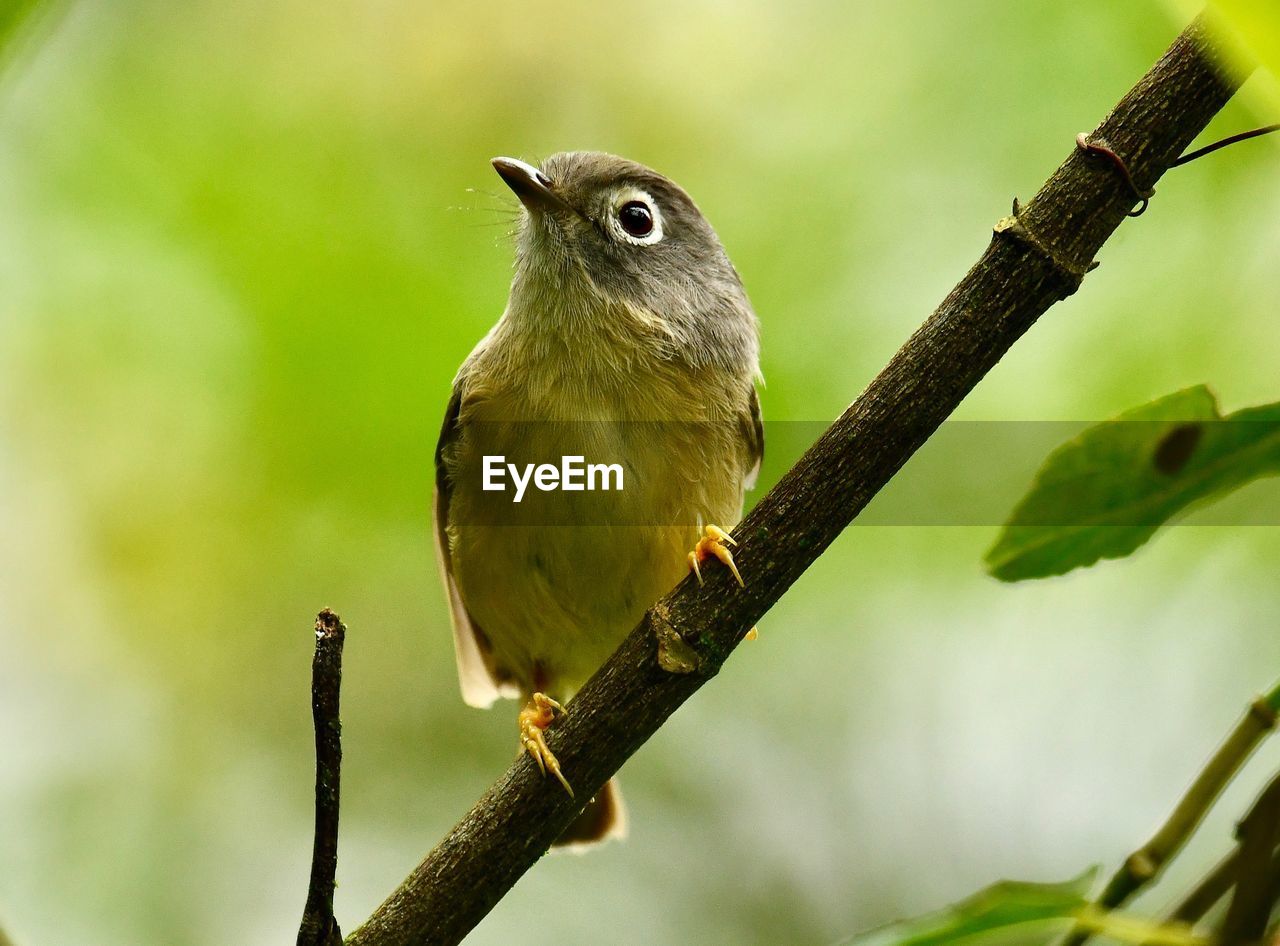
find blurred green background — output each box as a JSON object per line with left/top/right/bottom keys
{"left": 2, "top": 1, "right": 1279, "bottom": 943}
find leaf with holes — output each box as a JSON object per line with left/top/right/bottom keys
{"left": 985, "top": 386, "right": 1280, "bottom": 582}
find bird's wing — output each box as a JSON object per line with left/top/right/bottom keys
{"left": 741, "top": 384, "right": 765, "bottom": 492}
{"left": 433, "top": 378, "right": 512, "bottom": 708}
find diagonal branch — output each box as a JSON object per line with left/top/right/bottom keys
{"left": 348, "top": 16, "right": 1246, "bottom": 946}
{"left": 1165, "top": 843, "right": 1280, "bottom": 929}
{"left": 1167, "top": 849, "right": 1244, "bottom": 927}
{"left": 1220, "top": 771, "right": 1280, "bottom": 946}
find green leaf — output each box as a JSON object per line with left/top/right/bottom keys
{"left": 986, "top": 386, "right": 1280, "bottom": 581}
{"left": 838, "top": 873, "right": 1095, "bottom": 946}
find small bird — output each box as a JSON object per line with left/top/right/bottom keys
{"left": 434, "top": 152, "right": 762, "bottom": 846}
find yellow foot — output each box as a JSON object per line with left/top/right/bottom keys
{"left": 519, "top": 693, "right": 574, "bottom": 797}
{"left": 745, "top": 626, "right": 759, "bottom": 640}
{"left": 687, "top": 524, "right": 744, "bottom": 587}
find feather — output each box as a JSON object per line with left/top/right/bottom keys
{"left": 433, "top": 380, "right": 515, "bottom": 708}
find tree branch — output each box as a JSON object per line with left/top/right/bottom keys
{"left": 348, "top": 16, "right": 1246, "bottom": 945}
{"left": 299, "top": 608, "right": 346, "bottom": 946}
{"left": 1220, "top": 771, "right": 1280, "bottom": 946}
{"left": 1167, "top": 849, "right": 1241, "bottom": 926}
{"left": 1169, "top": 845, "right": 1280, "bottom": 934}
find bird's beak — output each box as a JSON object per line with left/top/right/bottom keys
{"left": 491, "top": 156, "right": 573, "bottom": 215}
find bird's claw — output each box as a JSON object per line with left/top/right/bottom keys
{"left": 519, "top": 692, "right": 573, "bottom": 797}
{"left": 687, "top": 524, "right": 743, "bottom": 587}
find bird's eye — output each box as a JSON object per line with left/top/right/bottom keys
{"left": 617, "top": 201, "right": 654, "bottom": 237}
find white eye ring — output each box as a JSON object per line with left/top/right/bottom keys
{"left": 608, "top": 188, "right": 664, "bottom": 245}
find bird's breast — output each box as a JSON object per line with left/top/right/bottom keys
{"left": 444, "top": 367, "right": 748, "bottom": 696}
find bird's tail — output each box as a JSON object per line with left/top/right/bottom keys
{"left": 552, "top": 777, "right": 627, "bottom": 851}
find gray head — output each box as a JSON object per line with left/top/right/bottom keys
{"left": 491, "top": 151, "right": 757, "bottom": 370}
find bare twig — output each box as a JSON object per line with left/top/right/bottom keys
{"left": 1172, "top": 124, "right": 1280, "bottom": 167}
{"left": 347, "top": 16, "right": 1246, "bottom": 946}
{"left": 298, "top": 609, "right": 346, "bottom": 946}
{"left": 1165, "top": 843, "right": 1280, "bottom": 931}
{"left": 1220, "top": 771, "right": 1280, "bottom": 946}
{"left": 1167, "top": 849, "right": 1242, "bottom": 926}
{"left": 1066, "top": 683, "right": 1280, "bottom": 946}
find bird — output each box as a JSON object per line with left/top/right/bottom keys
{"left": 433, "top": 151, "right": 762, "bottom": 847}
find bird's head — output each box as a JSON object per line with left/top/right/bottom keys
{"left": 491, "top": 151, "right": 757, "bottom": 368}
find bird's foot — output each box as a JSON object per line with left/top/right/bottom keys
{"left": 687, "top": 524, "right": 744, "bottom": 587}
{"left": 519, "top": 692, "right": 573, "bottom": 797}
